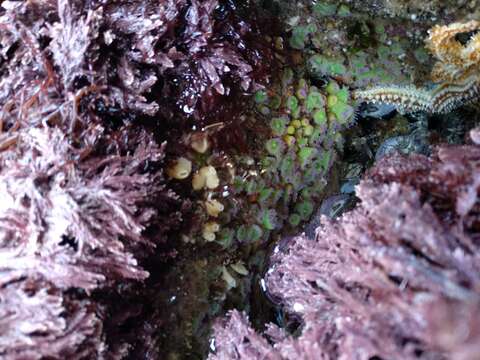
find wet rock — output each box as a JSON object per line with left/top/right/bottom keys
{"left": 304, "top": 193, "right": 356, "bottom": 238}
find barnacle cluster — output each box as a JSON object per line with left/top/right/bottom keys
{"left": 354, "top": 20, "right": 480, "bottom": 114}
{"left": 167, "top": 132, "right": 226, "bottom": 243}
{"left": 193, "top": 165, "right": 221, "bottom": 191}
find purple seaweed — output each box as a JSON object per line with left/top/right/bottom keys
{"left": 209, "top": 131, "right": 480, "bottom": 360}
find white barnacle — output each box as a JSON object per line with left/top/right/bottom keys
{"left": 167, "top": 157, "right": 192, "bottom": 179}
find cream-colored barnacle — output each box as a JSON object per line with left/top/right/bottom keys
{"left": 224, "top": 161, "right": 236, "bottom": 182}
{"left": 202, "top": 221, "right": 220, "bottom": 241}
{"left": 230, "top": 262, "right": 249, "bottom": 276}
{"left": 192, "top": 170, "right": 206, "bottom": 190}
{"left": 205, "top": 198, "right": 224, "bottom": 217}
{"left": 192, "top": 165, "right": 220, "bottom": 190}
{"left": 167, "top": 157, "right": 192, "bottom": 179}
{"left": 221, "top": 266, "right": 237, "bottom": 289}
{"left": 205, "top": 166, "right": 220, "bottom": 189}
{"left": 190, "top": 132, "right": 210, "bottom": 153}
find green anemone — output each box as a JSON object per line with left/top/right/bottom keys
{"left": 287, "top": 95, "right": 299, "bottom": 112}
{"left": 259, "top": 208, "right": 278, "bottom": 230}
{"left": 258, "top": 187, "right": 274, "bottom": 203}
{"left": 280, "top": 154, "right": 296, "bottom": 181}
{"left": 236, "top": 224, "right": 263, "bottom": 243}
{"left": 298, "top": 147, "right": 316, "bottom": 168}
{"left": 313, "top": 109, "right": 327, "bottom": 126}
{"left": 288, "top": 213, "right": 302, "bottom": 227}
{"left": 313, "top": 2, "right": 337, "bottom": 17}
{"left": 308, "top": 54, "right": 347, "bottom": 77}
{"left": 254, "top": 90, "right": 268, "bottom": 104}
{"left": 306, "top": 91, "right": 324, "bottom": 112}
{"left": 295, "top": 200, "right": 314, "bottom": 220}
{"left": 265, "top": 138, "right": 285, "bottom": 157}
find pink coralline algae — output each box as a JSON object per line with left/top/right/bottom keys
{"left": 0, "top": 124, "right": 180, "bottom": 358}
{"left": 209, "top": 129, "right": 480, "bottom": 360}
{"left": 0, "top": 0, "right": 263, "bottom": 125}
{"left": 0, "top": 126, "right": 167, "bottom": 288}
{"left": 0, "top": 0, "right": 268, "bottom": 356}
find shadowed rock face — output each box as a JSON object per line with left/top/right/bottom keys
{"left": 209, "top": 130, "right": 480, "bottom": 360}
